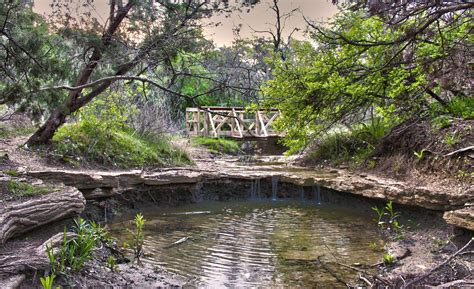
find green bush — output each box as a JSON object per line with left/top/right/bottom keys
{"left": 192, "top": 136, "right": 241, "bottom": 154}
{"left": 52, "top": 120, "right": 190, "bottom": 168}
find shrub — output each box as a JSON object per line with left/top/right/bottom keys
{"left": 192, "top": 136, "right": 241, "bottom": 154}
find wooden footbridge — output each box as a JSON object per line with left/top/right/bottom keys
{"left": 185, "top": 107, "right": 282, "bottom": 138}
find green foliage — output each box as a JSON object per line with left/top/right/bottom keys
{"left": 46, "top": 219, "right": 105, "bottom": 275}
{"left": 383, "top": 252, "right": 396, "bottom": 265}
{"left": 306, "top": 117, "right": 391, "bottom": 164}
{"left": 52, "top": 97, "right": 190, "bottom": 168}
{"left": 263, "top": 6, "right": 471, "bottom": 153}
{"left": 4, "top": 169, "right": 19, "bottom": 177}
{"left": 192, "top": 136, "right": 241, "bottom": 154}
{"left": 429, "top": 96, "right": 474, "bottom": 121}
{"left": 107, "top": 256, "right": 118, "bottom": 272}
{"left": 443, "top": 131, "right": 461, "bottom": 147}
{"left": 40, "top": 274, "right": 57, "bottom": 289}
{"left": 6, "top": 180, "right": 51, "bottom": 197}
{"left": 372, "top": 201, "right": 404, "bottom": 239}
{"left": 432, "top": 115, "right": 453, "bottom": 130}
{"left": 413, "top": 149, "right": 426, "bottom": 161}
{"left": 447, "top": 97, "right": 474, "bottom": 119}
{"left": 128, "top": 213, "right": 146, "bottom": 263}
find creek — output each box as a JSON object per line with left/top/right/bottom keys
{"left": 109, "top": 199, "right": 382, "bottom": 287}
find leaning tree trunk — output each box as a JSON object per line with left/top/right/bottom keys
{"left": 26, "top": 2, "right": 134, "bottom": 146}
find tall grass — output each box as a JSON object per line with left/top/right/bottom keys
{"left": 52, "top": 119, "right": 191, "bottom": 168}
{"left": 307, "top": 117, "right": 391, "bottom": 165}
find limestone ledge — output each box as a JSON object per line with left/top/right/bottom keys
{"left": 27, "top": 165, "right": 472, "bottom": 213}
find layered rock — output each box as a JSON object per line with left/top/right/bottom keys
{"left": 26, "top": 159, "right": 473, "bottom": 231}
{"left": 443, "top": 205, "right": 474, "bottom": 231}
{"left": 0, "top": 186, "right": 85, "bottom": 244}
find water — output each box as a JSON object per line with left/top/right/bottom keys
{"left": 109, "top": 201, "right": 382, "bottom": 287}
{"left": 271, "top": 176, "right": 279, "bottom": 200}
{"left": 250, "top": 179, "right": 261, "bottom": 199}
{"left": 313, "top": 184, "right": 322, "bottom": 204}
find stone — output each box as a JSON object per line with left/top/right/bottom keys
{"left": 443, "top": 205, "right": 474, "bottom": 231}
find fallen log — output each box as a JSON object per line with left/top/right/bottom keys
{"left": 0, "top": 186, "right": 85, "bottom": 244}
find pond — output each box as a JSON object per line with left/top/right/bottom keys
{"left": 109, "top": 200, "right": 383, "bottom": 287}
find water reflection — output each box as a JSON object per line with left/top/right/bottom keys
{"left": 109, "top": 201, "right": 381, "bottom": 287}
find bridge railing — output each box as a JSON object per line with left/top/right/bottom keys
{"left": 185, "top": 106, "right": 281, "bottom": 138}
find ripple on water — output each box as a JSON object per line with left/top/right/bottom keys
{"left": 109, "top": 200, "right": 382, "bottom": 287}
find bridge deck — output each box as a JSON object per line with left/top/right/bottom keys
{"left": 186, "top": 107, "right": 282, "bottom": 138}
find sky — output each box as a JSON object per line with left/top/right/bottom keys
{"left": 33, "top": 0, "right": 338, "bottom": 46}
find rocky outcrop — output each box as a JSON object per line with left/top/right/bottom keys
{"left": 26, "top": 159, "right": 473, "bottom": 231}
{"left": 443, "top": 205, "right": 474, "bottom": 231}
{"left": 0, "top": 186, "right": 85, "bottom": 244}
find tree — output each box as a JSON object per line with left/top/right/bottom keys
{"left": 263, "top": 3, "right": 472, "bottom": 153}
{"left": 1, "top": 0, "right": 259, "bottom": 145}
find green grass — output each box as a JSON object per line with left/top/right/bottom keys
{"left": 307, "top": 117, "right": 391, "bottom": 166}
{"left": 4, "top": 169, "right": 20, "bottom": 177}
{"left": 192, "top": 136, "right": 241, "bottom": 154}
{"left": 6, "top": 180, "right": 52, "bottom": 197}
{"left": 52, "top": 120, "right": 191, "bottom": 168}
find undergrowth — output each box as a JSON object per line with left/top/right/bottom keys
{"left": 52, "top": 120, "right": 191, "bottom": 168}
{"left": 192, "top": 136, "right": 241, "bottom": 154}
{"left": 307, "top": 117, "right": 392, "bottom": 166}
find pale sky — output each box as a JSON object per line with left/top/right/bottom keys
{"left": 33, "top": 0, "right": 338, "bottom": 46}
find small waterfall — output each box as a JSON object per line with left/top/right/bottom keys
{"left": 250, "top": 179, "right": 261, "bottom": 199}
{"left": 271, "top": 176, "right": 279, "bottom": 200}
{"left": 312, "top": 184, "right": 321, "bottom": 205}
{"left": 299, "top": 187, "right": 305, "bottom": 201}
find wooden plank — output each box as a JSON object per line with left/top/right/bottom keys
{"left": 208, "top": 112, "right": 217, "bottom": 137}
{"left": 232, "top": 108, "right": 243, "bottom": 138}
{"left": 258, "top": 111, "right": 268, "bottom": 137}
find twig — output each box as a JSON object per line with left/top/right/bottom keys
{"left": 444, "top": 146, "right": 474, "bottom": 157}
{"left": 359, "top": 274, "right": 373, "bottom": 287}
{"left": 336, "top": 261, "right": 390, "bottom": 285}
{"left": 403, "top": 238, "right": 473, "bottom": 288}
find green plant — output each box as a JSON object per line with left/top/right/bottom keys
{"left": 128, "top": 213, "right": 146, "bottom": 263}
{"left": 66, "top": 218, "right": 100, "bottom": 271}
{"left": 383, "top": 252, "right": 396, "bottom": 265}
{"left": 413, "top": 149, "right": 426, "bottom": 161}
{"left": 6, "top": 180, "right": 51, "bottom": 197}
{"left": 107, "top": 255, "right": 118, "bottom": 272}
{"left": 432, "top": 115, "right": 452, "bottom": 130}
{"left": 372, "top": 205, "right": 386, "bottom": 228}
{"left": 40, "top": 274, "right": 58, "bottom": 289}
{"left": 45, "top": 219, "right": 103, "bottom": 275}
{"left": 4, "top": 169, "right": 19, "bottom": 177}
{"left": 372, "top": 201, "right": 404, "bottom": 238}
{"left": 443, "top": 131, "right": 461, "bottom": 146}
{"left": 367, "top": 159, "right": 377, "bottom": 169}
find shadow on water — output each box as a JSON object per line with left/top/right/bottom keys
{"left": 109, "top": 200, "right": 382, "bottom": 287}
